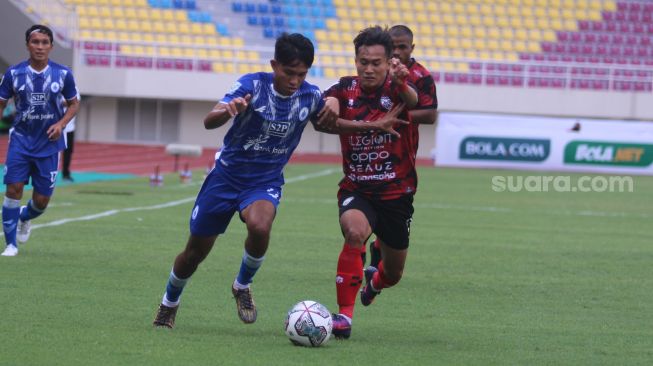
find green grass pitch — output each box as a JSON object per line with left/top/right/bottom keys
{"left": 1, "top": 164, "right": 651, "bottom": 365}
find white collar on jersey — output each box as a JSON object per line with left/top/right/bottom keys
{"left": 28, "top": 64, "right": 50, "bottom": 74}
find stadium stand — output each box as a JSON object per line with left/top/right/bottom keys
{"left": 11, "top": 0, "right": 653, "bottom": 92}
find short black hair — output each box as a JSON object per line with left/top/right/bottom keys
{"left": 353, "top": 26, "right": 393, "bottom": 58}
{"left": 25, "top": 24, "right": 54, "bottom": 45}
{"left": 274, "top": 33, "right": 314, "bottom": 67}
{"left": 389, "top": 25, "right": 414, "bottom": 41}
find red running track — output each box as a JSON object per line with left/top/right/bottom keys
{"left": 0, "top": 136, "right": 433, "bottom": 176}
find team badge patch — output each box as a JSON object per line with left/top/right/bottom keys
{"left": 299, "top": 107, "right": 309, "bottom": 121}
{"left": 342, "top": 196, "right": 354, "bottom": 206}
{"left": 50, "top": 82, "right": 60, "bottom": 93}
{"left": 380, "top": 96, "right": 393, "bottom": 110}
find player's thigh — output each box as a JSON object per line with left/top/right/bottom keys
{"left": 375, "top": 195, "right": 414, "bottom": 250}
{"left": 238, "top": 185, "right": 281, "bottom": 231}
{"left": 189, "top": 174, "right": 239, "bottom": 236}
{"left": 30, "top": 153, "right": 59, "bottom": 197}
{"left": 338, "top": 190, "right": 375, "bottom": 242}
{"left": 3, "top": 149, "right": 31, "bottom": 186}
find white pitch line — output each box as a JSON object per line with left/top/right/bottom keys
{"left": 0, "top": 168, "right": 339, "bottom": 236}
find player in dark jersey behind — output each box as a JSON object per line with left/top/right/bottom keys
{"left": 367, "top": 24, "right": 439, "bottom": 269}
{"left": 314, "top": 26, "right": 420, "bottom": 339}
{"left": 0, "top": 25, "right": 79, "bottom": 257}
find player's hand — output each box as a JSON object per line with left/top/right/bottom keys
{"left": 370, "top": 103, "right": 409, "bottom": 138}
{"left": 316, "top": 97, "right": 339, "bottom": 130}
{"left": 389, "top": 58, "right": 409, "bottom": 86}
{"left": 225, "top": 94, "right": 252, "bottom": 117}
{"left": 47, "top": 122, "right": 64, "bottom": 141}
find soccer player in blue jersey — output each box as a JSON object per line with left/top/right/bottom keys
{"left": 0, "top": 25, "right": 79, "bottom": 257}
{"left": 153, "top": 33, "right": 340, "bottom": 328}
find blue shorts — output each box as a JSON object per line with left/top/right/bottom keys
{"left": 3, "top": 148, "right": 59, "bottom": 197}
{"left": 189, "top": 169, "right": 282, "bottom": 237}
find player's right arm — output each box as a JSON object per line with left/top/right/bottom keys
{"left": 335, "top": 103, "right": 409, "bottom": 138}
{"left": 0, "top": 69, "right": 13, "bottom": 117}
{"left": 204, "top": 74, "right": 255, "bottom": 130}
{"left": 204, "top": 94, "right": 251, "bottom": 129}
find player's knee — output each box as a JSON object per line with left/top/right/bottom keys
{"left": 246, "top": 219, "right": 272, "bottom": 239}
{"left": 342, "top": 227, "right": 368, "bottom": 247}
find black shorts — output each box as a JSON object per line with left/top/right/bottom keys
{"left": 338, "top": 189, "right": 414, "bottom": 250}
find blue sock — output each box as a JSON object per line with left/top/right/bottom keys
{"left": 162, "top": 270, "right": 189, "bottom": 307}
{"left": 235, "top": 250, "right": 265, "bottom": 287}
{"left": 19, "top": 200, "right": 44, "bottom": 222}
{"left": 2, "top": 196, "right": 21, "bottom": 247}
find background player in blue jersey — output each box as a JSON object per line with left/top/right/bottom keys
{"left": 0, "top": 25, "right": 79, "bottom": 257}
{"left": 153, "top": 33, "right": 339, "bottom": 328}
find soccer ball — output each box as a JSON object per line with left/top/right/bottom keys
{"left": 284, "top": 300, "right": 333, "bottom": 347}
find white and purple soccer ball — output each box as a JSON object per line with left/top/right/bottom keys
{"left": 284, "top": 300, "right": 333, "bottom": 347}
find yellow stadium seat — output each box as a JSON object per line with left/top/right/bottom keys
{"left": 513, "top": 40, "right": 526, "bottom": 52}
{"left": 487, "top": 27, "right": 500, "bottom": 39}
{"left": 104, "top": 30, "right": 117, "bottom": 41}
{"left": 158, "top": 47, "right": 171, "bottom": 57}
{"left": 473, "top": 26, "right": 484, "bottom": 38}
{"left": 175, "top": 10, "right": 187, "bottom": 22}
{"left": 127, "top": 20, "right": 139, "bottom": 32}
{"left": 461, "top": 50, "right": 474, "bottom": 59}
{"left": 222, "top": 50, "right": 234, "bottom": 59}
{"left": 479, "top": 4, "right": 492, "bottom": 16}
{"left": 514, "top": 28, "right": 528, "bottom": 40}
{"left": 564, "top": 19, "right": 577, "bottom": 30}
{"left": 92, "top": 30, "right": 105, "bottom": 39}
{"left": 339, "top": 20, "right": 352, "bottom": 33}
{"left": 178, "top": 23, "right": 190, "bottom": 34}
{"left": 527, "top": 41, "right": 540, "bottom": 53}
{"left": 473, "top": 38, "right": 486, "bottom": 50}
{"left": 90, "top": 18, "right": 102, "bottom": 29}
{"left": 523, "top": 17, "right": 536, "bottom": 29}
{"left": 446, "top": 38, "right": 460, "bottom": 49}
{"left": 142, "top": 33, "right": 154, "bottom": 43}
{"left": 468, "top": 15, "right": 481, "bottom": 26}
{"left": 359, "top": 0, "right": 372, "bottom": 8}
{"left": 460, "top": 26, "right": 472, "bottom": 38}
{"left": 124, "top": 8, "right": 136, "bottom": 19}
{"left": 150, "top": 9, "right": 162, "bottom": 21}
{"left": 433, "top": 25, "right": 445, "bottom": 37}
{"left": 419, "top": 37, "right": 433, "bottom": 48}
{"left": 191, "top": 23, "right": 203, "bottom": 36}
{"left": 326, "top": 19, "right": 338, "bottom": 29}
{"left": 202, "top": 23, "right": 216, "bottom": 36}
{"left": 180, "top": 35, "right": 193, "bottom": 45}
{"left": 109, "top": 0, "right": 121, "bottom": 5}
{"left": 168, "top": 34, "right": 180, "bottom": 44}
{"left": 418, "top": 24, "right": 432, "bottom": 36}
{"left": 482, "top": 16, "right": 495, "bottom": 27}
{"left": 155, "top": 34, "right": 167, "bottom": 43}
{"left": 133, "top": 45, "right": 145, "bottom": 56}
{"left": 460, "top": 38, "right": 473, "bottom": 49}
{"left": 171, "top": 47, "right": 183, "bottom": 57}
{"left": 196, "top": 49, "right": 208, "bottom": 58}
{"left": 111, "top": 7, "right": 124, "bottom": 18}
{"left": 542, "top": 30, "right": 556, "bottom": 42}
{"left": 434, "top": 38, "right": 446, "bottom": 48}
{"left": 487, "top": 39, "right": 499, "bottom": 50}
{"left": 205, "top": 37, "right": 217, "bottom": 46}
{"left": 209, "top": 49, "right": 221, "bottom": 59}
{"left": 478, "top": 51, "right": 491, "bottom": 60}
{"left": 415, "top": 13, "right": 427, "bottom": 24}
{"left": 425, "top": 2, "right": 436, "bottom": 12}
{"left": 522, "top": 6, "right": 533, "bottom": 17}
{"left": 131, "top": 33, "right": 143, "bottom": 42}
{"left": 87, "top": 6, "right": 99, "bottom": 17}
{"left": 162, "top": 10, "right": 175, "bottom": 22}
{"left": 551, "top": 19, "right": 563, "bottom": 30}
{"left": 528, "top": 29, "right": 542, "bottom": 41}
{"left": 118, "top": 32, "right": 130, "bottom": 42}
{"left": 113, "top": 18, "right": 126, "bottom": 31}
{"left": 136, "top": 8, "right": 149, "bottom": 20}
{"left": 219, "top": 38, "right": 232, "bottom": 47}
{"left": 247, "top": 51, "right": 259, "bottom": 61}
{"left": 445, "top": 26, "right": 459, "bottom": 37}
{"left": 399, "top": 1, "right": 412, "bottom": 10}
{"left": 121, "top": 44, "right": 133, "bottom": 55}
{"left": 192, "top": 36, "right": 205, "bottom": 46}
{"left": 141, "top": 21, "right": 152, "bottom": 33}
{"left": 102, "top": 18, "right": 114, "bottom": 30}
{"left": 99, "top": 6, "right": 111, "bottom": 17}
{"left": 77, "top": 5, "right": 88, "bottom": 17}
{"left": 500, "top": 40, "right": 512, "bottom": 52}
{"left": 324, "top": 67, "right": 337, "bottom": 79}
{"left": 507, "top": 6, "right": 519, "bottom": 17}
{"left": 79, "top": 18, "right": 91, "bottom": 29}
{"left": 442, "top": 14, "right": 455, "bottom": 25}
{"left": 183, "top": 48, "right": 195, "bottom": 58}
{"left": 534, "top": 6, "right": 546, "bottom": 18}
{"left": 212, "top": 62, "right": 225, "bottom": 73}
{"left": 233, "top": 38, "right": 244, "bottom": 47}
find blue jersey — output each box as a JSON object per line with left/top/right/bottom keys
{"left": 216, "top": 72, "right": 324, "bottom": 187}
{"left": 0, "top": 60, "right": 77, "bottom": 157}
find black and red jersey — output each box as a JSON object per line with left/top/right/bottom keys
{"left": 324, "top": 75, "right": 418, "bottom": 200}
{"left": 406, "top": 58, "right": 438, "bottom": 150}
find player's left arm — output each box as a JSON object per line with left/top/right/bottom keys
{"left": 311, "top": 97, "right": 340, "bottom": 134}
{"left": 47, "top": 72, "right": 79, "bottom": 140}
{"left": 409, "top": 74, "right": 438, "bottom": 124}
{"left": 390, "top": 58, "right": 418, "bottom": 109}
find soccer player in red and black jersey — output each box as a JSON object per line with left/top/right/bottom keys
{"left": 367, "top": 24, "right": 439, "bottom": 270}
{"left": 313, "top": 26, "right": 420, "bottom": 339}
